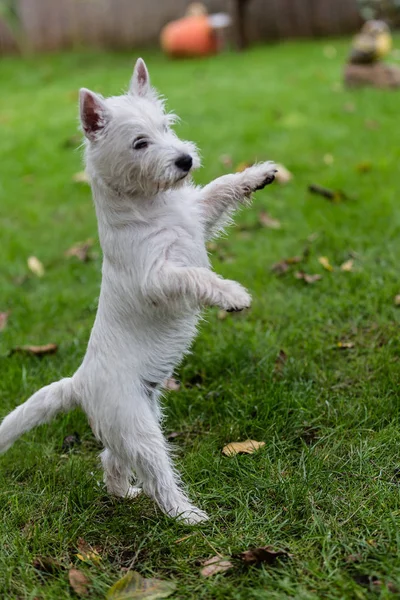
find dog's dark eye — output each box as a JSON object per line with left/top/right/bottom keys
{"left": 133, "top": 137, "right": 149, "bottom": 150}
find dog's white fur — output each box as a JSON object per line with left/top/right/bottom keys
{"left": 0, "top": 59, "right": 276, "bottom": 524}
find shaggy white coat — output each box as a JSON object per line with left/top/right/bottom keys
{"left": 0, "top": 59, "right": 276, "bottom": 524}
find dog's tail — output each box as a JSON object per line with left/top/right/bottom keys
{"left": 0, "top": 378, "right": 76, "bottom": 454}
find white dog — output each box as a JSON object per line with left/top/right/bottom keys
{"left": 0, "top": 59, "right": 276, "bottom": 524}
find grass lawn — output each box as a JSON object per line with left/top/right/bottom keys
{"left": 1, "top": 38, "right": 400, "bottom": 599}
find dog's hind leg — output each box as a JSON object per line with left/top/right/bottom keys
{"left": 102, "top": 395, "right": 208, "bottom": 525}
{"left": 100, "top": 448, "right": 142, "bottom": 499}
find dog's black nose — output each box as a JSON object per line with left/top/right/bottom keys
{"left": 175, "top": 154, "right": 193, "bottom": 172}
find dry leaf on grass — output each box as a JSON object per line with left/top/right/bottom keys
{"left": 394, "top": 295, "right": 400, "bottom": 306}
{"left": 72, "top": 171, "right": 90, "bottom": 184}
{"left": 345, "top": 553, "right": 362, "bottom": 563}
{"left": 274, "top": 163, "right": 292, "bottom": 184}
{"left": 200, "top": 556, "right": 233, "bottom": 577}
{"left": 318, "top": 256, "right": 333, "bottom": 272}
{"left": 294, "top": 271, "right": 322, "bottom": 284}
{"left": 76, "top": 538, "right": 101, "bottom": 565}
{"left": 237, "top": 546, "right": 293, "bottom": 566}
{"left": 10, "top": 343, "right": 58, "bottom": 357}
{"left": 271, "top": 256, "right": 302, "bottom": 275}
{"left": 258, "top": 211, "right": 281, "bottom": 229}
{"left": 0, "top": 311, "right": 10, "bottom": 332}
{"left": 337, "top": 341, "right": 355, "bottom": 349}
{"left": 27, "top": 256, "right": 44, "bottom": 277}
{"left": 33, "top": 556, "right": 64, "bottom": 574}
{"left": 65, "top": 239, "right": 94, "bottom": 262}
{"left": 274, "top": 349, "right": 287, "bottom": 377}
{"left": 222, "top": 440, "right": 265, "bottom": 457}
{"left": 341, "top": 259, "right": 354, "bottom": 272}
{"left": 308, "top": 184, "right": 347, "bottom": 202}
{"left": 106, "top": 570, "right": 176, "bottom": 599}
{"left": 164, "top": 378, "right": 180, "bottom": 391}
{"left": 68, "top": 568, "right": 90, "bottom": 596}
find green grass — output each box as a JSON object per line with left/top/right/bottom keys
{"left": 1, "top": 38, "right": 400, "bottom": 599}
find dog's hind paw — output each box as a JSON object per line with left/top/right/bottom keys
{"left": 168, "top": 504, "right": 209, "bottom": 525}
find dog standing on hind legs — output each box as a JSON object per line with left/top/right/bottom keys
{"left": 0, "top": 58, "right": 276, "bottom": 524}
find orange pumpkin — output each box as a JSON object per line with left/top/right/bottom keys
{"left": 160, "top": 15, "right": 218, "bottom": 58}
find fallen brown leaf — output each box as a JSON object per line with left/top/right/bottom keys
{"left": 0, "top": 311, "right": 10, "bottom": 332}
{"left": 274, "top": 349, "right": 287, "bottom": 377}
{"left": 341, "top": 259, "right": 354, "bottom": 272}
{"left": 164, "top": 378, "right": 180, "bottom": 391}
{"left": 68, "top": 568, "right": 90, "bottom": 596}
{"left": 27, "top": 256, "right": 45, "bottom": 277}
{"left": 65, "top": 239, "right": 94, "bottom": 262}
{"left": 294, "top": 271, "right": 322, "bottom": 284}
{"left": 72, "top": 170, "right": 90, "bottom": 184}
{"left": 318, "top": 256, "right": 333, "bottom": 272}
{"left": 258, "top": 211, "right": 281, "bottom": 229}
{"left": 10, "top": 343, "right": 58, "bottom": 357}
{"left": 345, "top": 553, "right": 362, "bottom": 563}
{"left": 271, "top": 256, "right": 302, "bottom": 275}
{"left": 106, "top": 570, "right": 176, "bottom": 599}
{"left": 337, "top": 341, "right": 355, "bottom": 349}
{"left": 237, "top": 546, "right": 292, "bottom": 566}
{"left": 274, "top": 163, "right": 292, "bottom": 184}
{"left": 222, "top": 440, "right": 265, "bottom": 457}
{"left": 200, "top": 556, "right": 233, "bottom": 577}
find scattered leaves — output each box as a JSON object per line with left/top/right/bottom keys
{"left": 106, "top": 570, "right": 176, "bottom": 600}
{"left": 164, "top": 378, "right": 180, "bottom": 391}
{"left": 222, "top": 440, "right": 265, "bottom": 457}
{"left": 200, "top": 556, "right": 233, "bottom": 577}
{"left": 10, "top": 343, "right": 58, "bottom": 357}
{"left": 274, "top": 349, "right": 287, "bottom": 377}
{"left": 68, "top": 568, "right": 90, "bottom": 596}
{"left": 341, "top": 259, "right": 354, "bottom": 272}
{"left": 274, "top": 163, "right": 292, "bottom": 184}
{"left": 0, "top": 311, "right": 10, "bottom": 332}
{"left": 65, "top": 239, "right": 94, "bottom": 262}
{"left": 236, "top": 546, "right": 293, "bottom": 566}
{"left": 318, "top": 256, "right": 333, "bottom": 272}
{"left": 62, "top": 432, "right": 81, "bottom": 452}
{"left": 258, "top": 211, "right": 281, "bottom": 229}
{"left": 294, "top": 271, "right": 322, "bottom": 284}
{"left": 76, "top": 538, "right": 101, "bottom": 565}
{"left": 27, "top": 256, "right": 44, "bottom": 277}
{"left": 271, "top": 255, "right": 302, "bottom": 275}
{"left": 337, "top": 341, "right": 355, "bottom": 349}
{"left": 308, "top": 184, "right": 347, "bottom": 202}
{"left": 72, "top": 170, "right": 90, "bottom": 184}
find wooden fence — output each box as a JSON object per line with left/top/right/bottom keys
{"left": 0, "top": 0, "right": 362, "bottom": 54}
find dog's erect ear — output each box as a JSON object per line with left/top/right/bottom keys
{"left": 129, "top": 58, "right": 150, "bottom": 97}
{"left": 79, "top": 88, "right": 109, "bottom": 141}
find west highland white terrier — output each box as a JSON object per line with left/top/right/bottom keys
{"left": 0, "top": 59, "right": 276, "bottom": 524}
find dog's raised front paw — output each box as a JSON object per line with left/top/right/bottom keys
{"left": 245, "top": 161, "right": 277, "bottom": 192}
{"left": 218, "top": 280, "right": 252, "bottom": 312}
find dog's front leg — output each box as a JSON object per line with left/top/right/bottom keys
{"left": 146, "top": 265, "right": 251, "bottom": 312}
{"left": 201, "top": 161, "right": 276, "bottom": 238}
